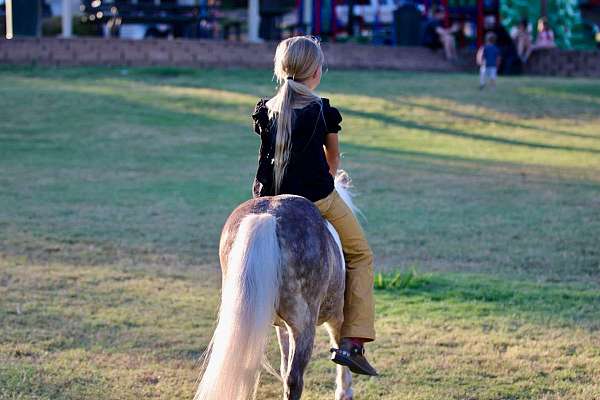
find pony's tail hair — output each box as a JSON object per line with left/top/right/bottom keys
{"left": 194, "top": 213, "right": 280, "bottom": 400}
{"left": 334, "top": 169, "right": 366, "bottom": 221}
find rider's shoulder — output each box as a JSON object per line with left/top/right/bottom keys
{"left": 253, "top": 97, "right": 270, "bottom": 114}
{"left": 252, "top": 97, "right": 271, "bottom": 135}
{"left": 319, "top": 98, "right": 342, "bottom": 133}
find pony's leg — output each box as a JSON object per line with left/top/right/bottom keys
{"left": 285, "top": 326, "right": 315, "bottom": 400}
{"left": 325, "top": 319, "right": 353, "bottom": 400}
{"left": 284, "top": 306, "right": 317, "bottom": 400}
{"left": 276, "top": 325, "right": 291, "bottom": 378}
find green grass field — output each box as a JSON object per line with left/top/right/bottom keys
{"left": 1, "top": 66, "right": 599, "bottom": 399}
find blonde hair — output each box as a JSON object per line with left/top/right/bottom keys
{"left": 266, "top": 36, "right": 324, "bottom": 194}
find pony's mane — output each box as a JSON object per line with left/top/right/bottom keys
{"left": 334, "top": 170, "right": 366, "bottom": 221}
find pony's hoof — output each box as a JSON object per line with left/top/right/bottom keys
{"left": 335, "top": 389, "right": 353, "bottom": 400}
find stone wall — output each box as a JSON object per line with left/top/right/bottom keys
{"left": 524, "top": 48, "right": 600, "bottom": 78}
{"left": 0, "top": 37, "right": 460, "bottom": 72}
{"left": 1, "top": 37, "right": 598, "bottom": 77}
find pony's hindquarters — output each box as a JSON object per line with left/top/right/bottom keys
{"left": 195, "top": 213, "right": 280, "bottom": 400}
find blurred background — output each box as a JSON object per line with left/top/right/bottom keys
{"left": 2, "top": 0, "right": 599, "bottom": 48}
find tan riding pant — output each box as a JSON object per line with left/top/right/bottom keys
{"left": 314, "top": 190, "right": 376, "bottom": 341}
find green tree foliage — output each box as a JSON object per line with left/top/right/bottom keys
{"left": 500, "top": 0, "right": 582, "bottom": 48}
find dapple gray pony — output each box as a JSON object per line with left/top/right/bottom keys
{"left": 194, "top": 172, "right": 360, "bottom": 400}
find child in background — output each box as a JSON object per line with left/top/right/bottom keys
{"left": 477, "top": 32, "right": 501, "bottom": 90}
{"left": 512, "top": 18, "right": 533, "bottom": 62}
{"left": 533, "top": 17, "right": 556, "bottom": 49}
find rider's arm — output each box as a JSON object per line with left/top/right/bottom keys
{"left": 324, "top": 133, "right": 340, "bottom": 177}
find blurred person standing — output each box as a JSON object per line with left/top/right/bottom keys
{"left": 423, "top": 7, "right": 460, "bottom": 61}
{"left": 512, "top": 18, "right": 533, "bottom": 62}
{"left": 533, "top": 17, "right": 556, "bottom": 49}
{"left": 477, "top": 32, "right": 501, "bottom": 90}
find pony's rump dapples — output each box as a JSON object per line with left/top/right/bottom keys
{"left": 195, "top": 173, "right": 359, "bottom": 400}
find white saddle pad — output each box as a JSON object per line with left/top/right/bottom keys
{"left": 325, "top": 221, "right": 345, "bottom": 270}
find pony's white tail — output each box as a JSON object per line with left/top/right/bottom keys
{"left": 195, "top": 213, "right": 280, "bottom": 400}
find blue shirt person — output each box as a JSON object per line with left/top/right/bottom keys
{"left": 477, "top": 32, "right": 501, "bottom": 90}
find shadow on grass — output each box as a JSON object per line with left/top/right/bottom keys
{"left": 393, "top": 98, "right": 600, "bottom": 141}
{"left": 344, "top": 108, "right": 600, "bottom": 155}
{"left": 28, "top": 74, "right": 599, "bottom": 187}
{"left": 341, "top": 141, "right": 600, "bottom": 188}
{"left": 376, "top": 272, "right": 600, "bottom": 331}
{"left": 5, "top": 66, "right": 600, "bottom": 118}
{"left": 6, "top": 67, "right": 600, "bottom": 154}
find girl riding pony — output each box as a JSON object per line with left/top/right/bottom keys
{"left": 251, "top": 35, "right": 377, "bottom": 376}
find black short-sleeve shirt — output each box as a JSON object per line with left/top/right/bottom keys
{"left": 251, "top": 97, "right": 342, "bottom": 202}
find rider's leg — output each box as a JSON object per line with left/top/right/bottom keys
{"left": 314, "top": 190, "right": 376, "bottom": 342}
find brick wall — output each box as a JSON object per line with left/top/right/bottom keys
{"left": 1, "top": 37, "right": 598, "bottom": 77}
{"left": 524, "top": 48, "right": 600, "bottom": 78}
{"left": 0, "top": 37, "right": 460, "bottom": 72}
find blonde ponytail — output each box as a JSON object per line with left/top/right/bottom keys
{"left": 266, "top": 36, "right": 324, "bottom": 194}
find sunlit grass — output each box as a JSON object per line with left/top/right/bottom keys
{"left": 1, "top": 66, "right": 599, "bottom": 399}
{"left": 1, "top": 259, "right": 599, "bottom": 399}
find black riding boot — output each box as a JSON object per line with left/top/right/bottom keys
{"left": 330, "top": 338, "right": 378, "bottom": 376}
